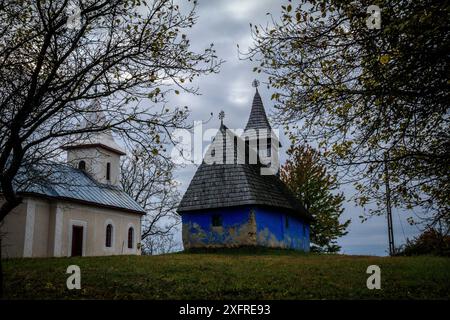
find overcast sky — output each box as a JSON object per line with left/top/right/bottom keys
{"left": 167, "top": 0, "right": 421, "bottom": 256}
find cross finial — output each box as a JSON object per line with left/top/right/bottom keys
{"left": 252, "top": 79, "right": 260, "bottom": 89}
{"left": 218, "top": 110, "right": 225, "bottom": 125}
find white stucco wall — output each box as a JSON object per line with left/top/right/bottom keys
{"left": 1, "top": 196, "right": 142, "bottom": 258}
{"left": 67, "top": 147, "right": 121, "bottom": 186}
{"left": 59, "top": 201, "right": 142, "bottom": 256}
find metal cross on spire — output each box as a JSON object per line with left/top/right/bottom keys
{"left": 218, "top": 110, "right": 225, "bottom": 125}
{"left": 252, "top": 79, "right": 260, "bottom": 90}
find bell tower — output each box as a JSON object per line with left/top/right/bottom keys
{"left": 62, "top": 99, "right": 126, "bottom": 186}
{"left": 242, "top": 80, "right": 280, "bottom": 173}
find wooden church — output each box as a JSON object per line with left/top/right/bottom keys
{"left": 177, "top": 82, "right": 312, "bottom": 251}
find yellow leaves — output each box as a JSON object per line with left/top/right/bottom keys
{"left": 45, "top": 282, "right": 55, "bottom": 289}
{"left": 379, "top": 54, "right": 390, "bottom": 65}
{"left": 335, "top": 103, "right": 352, "bottom": 117}
{"left": 331, "top": 141, "right": 353, "bottom": 158}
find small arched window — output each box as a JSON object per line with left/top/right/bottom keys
{"left": 78, "top": 160, "right": 86, "bottom": 171}
{"left": 106, "top": 162, "right": 111, "bottom": 181}
{"left": 127, "top": 227, "right": 134, "bottom": 249}
{"left": 105, "top": 224, "right": 113, "bottom": 247}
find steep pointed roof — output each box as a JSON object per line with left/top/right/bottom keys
{"left": 177, "top": 123, "right": 311, "bottom": 221}
{"left": 244, "top": 89, "right": 272, "bottom": 132}
{"left": 62, "top": 99, "right": 126, "bottom": 155}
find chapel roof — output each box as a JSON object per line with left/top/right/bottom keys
{"left": 177, "top": 110, "right": 311, "bottom": 221}
{"left": 13, "top": 163, "right": 145, "bottom": 214}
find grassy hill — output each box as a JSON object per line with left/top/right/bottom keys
{"left": 3, "top": 249, "right": 450, "bottom": 299}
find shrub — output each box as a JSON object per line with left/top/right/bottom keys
{"left": 396, "top": 228, "right": 450, "bottom": 257}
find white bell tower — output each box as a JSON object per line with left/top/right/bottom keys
{"left": 62, "top": 100, "right": 126, "bottom": 186}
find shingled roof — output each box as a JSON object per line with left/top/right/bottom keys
{"left": 12, "top": 163, "right": 145, "bottom": 214}
{"left": 244, "top": 89, "right": 272, "bottom": 131}
{"left": 177, "top": 124, "right": 311, "bottom": 221}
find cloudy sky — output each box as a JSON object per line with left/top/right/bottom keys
{"left": 168, "top": 0, "right": 421, "bottom": 256}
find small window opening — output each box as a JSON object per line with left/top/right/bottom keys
{"left": 78, "top": 161, "right": 86, "bottom": 171}
{"left": 128, "top": 227, "right": 134, "bottom": 249}
{"left": 245, "top": 138, "right": 249, "bottom": 164}
{"left": 212, "top": 214, "right": 222, "bottom": 227}
{"left": 105, "top": 224, "right": 113, "bottom": 247}
{"left": 106, "top": 162, "right": 111, "bottom": 180}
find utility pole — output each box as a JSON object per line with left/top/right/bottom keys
{"left": 384, "top": 152, "right": 395, "bottom": 256}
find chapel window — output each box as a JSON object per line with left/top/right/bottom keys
{"left": 78, "top": 161, "right": 86, "bottom": 171}
{"left": 128, "top": 227, "right": 134, "bottom": 249}
{"left": 105, "top": 224, "right": 113, "bottom": 247}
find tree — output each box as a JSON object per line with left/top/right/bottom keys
{"left": 142, "top": 231, "right": 180, "bottom": 255}
{"left": 245, "top": 0, "right": 449, "bottom": 227}
{"left": 0, "top": 0, "right": 221, "bottom": 296}
{"left": 121, "top": 147, "right": 181, "bottom": 254}
{"left": 280, "top": 145, "right": 350, "bottom": 253}
{"left": 396, "top": 227, "right": 450, "bottom": 257}
{"left": 0, "top": 0, "right": 221, "bottom": 222}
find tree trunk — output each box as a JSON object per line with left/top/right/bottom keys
{"left": 0, "top": 236, "right": 3, "bottom": 298}
{"left": 0, "top": 197, "right": 22, "bottom": 224}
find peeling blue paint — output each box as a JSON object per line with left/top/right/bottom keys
{"left": 182, "top": 205, "right": 310, "bottom": 251}
{"left": 254, "top": 207, "right": 310, "bottom": 251}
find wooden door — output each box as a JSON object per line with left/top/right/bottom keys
{"left": 71, "top": 225, "right": 84, "bottom": 257}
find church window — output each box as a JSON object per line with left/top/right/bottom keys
{"left": 128, "top": 227, "right": 134, "bottom": 249}
{"left": 106, "top": 162, "right": 111, "bottom": 180}
{"left": 78, "top": 161, "right": 86, "bottom": 171}
{"left": 106, "top": 224, "right": 113, "bottom": 247}
{"left": 212, "top": 214, "right": 222, "bottom": 227}
{"left": 256, "top": 136, "right": 260, "bottom": 156}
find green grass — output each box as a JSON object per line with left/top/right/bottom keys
{"left": 3, "top": 250, "right": 450, "bottom": 299}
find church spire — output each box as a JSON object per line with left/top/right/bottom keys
{"left": 245, "top": 79, "right": 272, "bottom": 132}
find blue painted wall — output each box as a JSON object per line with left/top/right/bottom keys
{"left": 182, "top": 206, "right": 255, "bottom": 247}
{"left": 254, "top": 207, "right": 310, "bottom": 251}
{"left": 182, "top": 205, "right": 310, "bottom": 251}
